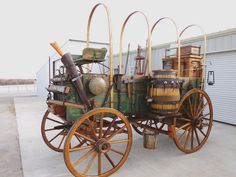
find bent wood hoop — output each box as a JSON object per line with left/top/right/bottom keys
{"left": 86, "top": 3, "right": 114, "bottom": 107}
{"left": 119, "top": 11, "right": 151, "bottom": 78}
{"left": 151, "top": 17, "right": 180, "bottom": 77}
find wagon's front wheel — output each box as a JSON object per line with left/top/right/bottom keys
{"left": 173, "top": 88, "right": 213, "bottom": 153}
{"left": 64, "top": 108, "right": 132, "bottom": 177}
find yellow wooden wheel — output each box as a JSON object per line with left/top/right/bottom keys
{"left": 173, "top": 88, "right": 213, "bottom": 153}
{"left": 64, "top": 108, "right": 132, "bottom": 177}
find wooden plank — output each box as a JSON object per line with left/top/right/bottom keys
{"left": 47, "top": 100, "right": 84, "bottom": 109}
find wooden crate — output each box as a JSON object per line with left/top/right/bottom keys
{"left": 179, "top": 46, "right": 200, "bottom": 56}
{"left": 163, "top": 55, "right": 202, "bottom": 77}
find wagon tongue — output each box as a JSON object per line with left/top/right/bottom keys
{"left": 61, "top": 53, "right": 92, "bottom": 109}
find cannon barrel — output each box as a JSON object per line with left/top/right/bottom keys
{"left": 61, "top": 53, "right": 91, "bottom": 109}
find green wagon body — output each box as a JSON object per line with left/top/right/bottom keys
{"left": 56, "top": 74, "right": 149, "bottom": 121}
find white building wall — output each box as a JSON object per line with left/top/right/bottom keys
{"left": 36, "top": 61, "right": 49, "bottom": 99}
{"left": 205, "top": 51, "right": 236, "bottom": 125}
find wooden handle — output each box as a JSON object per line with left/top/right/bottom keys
{"left": 50, "top": 41, "right": 64, "bottom": 57}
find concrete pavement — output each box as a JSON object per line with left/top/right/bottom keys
{"left": 0, "top": 97, "right": 23, "bottom": 177}
{"left": 1, "top": 96, "right": 236, "bottom": 177}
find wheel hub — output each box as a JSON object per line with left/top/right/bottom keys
{"left": 191, "top": 117, "right": 196, "bottom": 126}
{"left": 95, "top": 138, "right": 111, "bottom": 153}
{"left": 191, "top": 116, "right": 201, "bottom": 127}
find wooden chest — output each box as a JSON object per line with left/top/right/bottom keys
{"left": 179, "top": 46, "right": 200, "bottom": 56}
{"left": 163, "top": 55, "right": 202, "bottom": 77}
{"left": 165, "top": 45, "right": 201, "bottom": 58}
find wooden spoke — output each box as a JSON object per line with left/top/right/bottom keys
{"left": 83, "top": 152, "right": 97, "bottom": 175}
{"left": 49, "top": 129, "right": 64, "bottom": 143}
{"left": 194, "top": 128, "right": 200, "bottom": 145}
{"left": 114, "top": 125, "right": 128, "bottom": 134}
{"left": 178, "top": 126, "right": 191, "bottom": 143}
{"left": 181, "top": 106, "right": 192, "bottom": 118}
{"left": 178, "top": 118, "right": 191, "bottom": 122}
{"left": 45, "top": 128, "right": 57, "bottom": 132}
{"left": 191, "top": 128, "right": 194, "bottom": 149}
{"left": 197, "top": 127, "right": 206, "bottom": 137}
{"left": 198, "top": 113, "right": 210, "bottom": 120}
{"left": 110, "top": 148, "right": 124, "bottom": 156}
{"left": 74, "top": 132, "right": 96, "bottom": 144}
{"left": 184, "top": 128, "right": 191, "bottom": 149}
{"left": 154, "top": 121, "right": 158, "bottom": 129}
{"left": 73, "top": 139, "right": 87, "bottom": 149}
{"left": 158, "top": 123, "right": 165, "bottom": 130}
{"left": 103, "top": 117, "right": 117, "bottom": 138}
{"left": 69, "top": 144, "right": 93, "bottom": 152}
{"left": 145, "top": 120, "right": 149, "bottom": 126}
{"left": 98, "top": 152, "right": 102, "bottom": 175}
{"left": 149, "top": 120, "right": 152, "bottom": 126}
{"left": 87, "top": 119, "right": 98, "bottom": 141}
{"left": 104, "top": 152, "right": 115, "bottom": 168}
{"left": 193, "top": 93, "right": 198, "bottom": 116}
{"left": 196, "top": 95, "right": 203, "bottom": 114}
{"left": 74, "top": 134, "right": 83, "bottom": 143}
{"left": 99, "top": 112, "right": 104, "bottom": 138}
{"left": 58, "top": 133, "right": 66, "bottom": 149}
{"left": 109, "top": 139, "right": 129, "bottom": 144}
{"left": 46, "top": 117, "right": 64, "bottom": 124}
{"left": 73, "top": 148, "right": 95, "bottom": 167}
{"left": 107, "top": 126, "right": 126, "bottom": 141}
{"left": 188, "top": 97, "right": 194, "bottom": 116}
{"left": 201, "top": 122, "right": 210, "bottom": 127}
{"left": 197, "top": 103, "right": 208, "bottom": 117}
{"left": 176, "top": 123, "right": 191, "bottom": 132}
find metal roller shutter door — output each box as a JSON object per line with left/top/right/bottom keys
{"left": 205, "top": 51, "right": 236, "bottom": 125}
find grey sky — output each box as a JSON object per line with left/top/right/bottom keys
{"left": 0, "top": 0, "right": 235, "bottom": 79}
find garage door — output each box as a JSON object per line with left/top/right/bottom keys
{"left": 205, "top": 51, "right": 236, "bottom": 125}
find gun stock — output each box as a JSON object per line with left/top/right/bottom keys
{"left": 50, "top": 41, "right": 64, "bottom": 57}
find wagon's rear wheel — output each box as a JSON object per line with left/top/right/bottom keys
{"left": 41, "top": 110, "right": 69, "bottom": 152}
{"left": 173, "top": 88, "right": 213, "bottom": 153}
{"left": 64, "top": 108, "right": 132, "bottom": 177}
{"left": 41, "top": 110, "right": 83, "bottom": 152}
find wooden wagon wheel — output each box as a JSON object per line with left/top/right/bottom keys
{"left": 132, "top": 119, "right": 164, "bottom": 135}
{"left": 41, "top": 110, "right": 83, "bottom": 152}
{"left": 64, "top": 108, "right": 132, "bottom": 177}
{"left": 173, "top": 88, "right": 213, "bottom": 153}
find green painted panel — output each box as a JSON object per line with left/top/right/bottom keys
{"left": 63, "top": 74, "right": 150, "bottom": 120}
{"left": 65, "top": 83, "right": 83, "bottom": 121}
{"left": 113, "top": 76, "right": 149, "bottom": 114}
{"left": 65, "top": 74, "right": 109, "bottom": 121}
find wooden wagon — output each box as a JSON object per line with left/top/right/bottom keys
{"left": 41, "top": 3, "right": 214, "bottom": 177}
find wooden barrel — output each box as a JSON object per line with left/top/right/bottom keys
{"left": 150, "top": 69, "right": 180, "bottom": 114}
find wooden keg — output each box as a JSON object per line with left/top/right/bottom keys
{"left": 150, "top": 69, "right": 180, "bottom": 114}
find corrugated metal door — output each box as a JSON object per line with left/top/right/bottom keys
{"left": 205, "top": 51, "right": 236, "bottom": 125}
